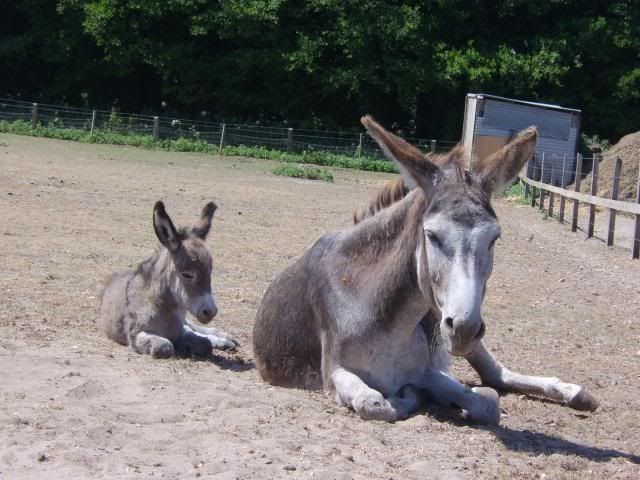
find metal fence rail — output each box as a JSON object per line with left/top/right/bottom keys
{"left": 0, "top": 98, "right": 456, "bottom": 159}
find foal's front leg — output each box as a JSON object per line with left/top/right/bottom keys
{"left": 331, "top": 367, "right": 420, "bottom": 422}
{"left": 133, "top": 331, "right": 175, "bottom": 358}
{"left": 178, "top": 324, "right": 221, "bottom": 356}
{"left": 185, "top": 320, "right": 240, "bottom": 350}
{"left": 466, "top": 341, "right": 599, "bottom": 412}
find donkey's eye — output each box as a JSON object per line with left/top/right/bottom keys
{"left": 426, "top": 231, "right": 443, "bottom": 249}
{"left": 181, "top": 272, "right": 194, "bottom": 280}
{"left": 489, "top": 236, "right": 500, "bottom": 249}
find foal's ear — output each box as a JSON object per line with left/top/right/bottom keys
{"left": 361, "top": 115, "right": 440, "bottom": 193}
{"left": 474, "top": 126, "right": 537, "bottom": 196}
{"left": 153, "top": 201, "right": 181, "bottom": 252}
{"left": 191, "top": 201, "right": 217, "bottom": 240}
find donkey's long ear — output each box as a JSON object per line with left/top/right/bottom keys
{"left": 153, "top": 201, "right": 181, "bottom": 252}
{"left": 361, "top": 115, "right": 440, "bottom": 192}
{"left": 474, "top": 126, "right": 537, "bottom": 196}
{"left": 191, "top": 201, "right": 217, "bottom": 240}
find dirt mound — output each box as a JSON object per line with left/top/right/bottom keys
{"left": 581, "top": 131, "right": 640, "bottom": 201}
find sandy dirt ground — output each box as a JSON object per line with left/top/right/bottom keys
{"left": 1, "top": 134, "right": 639, "bottom": 480}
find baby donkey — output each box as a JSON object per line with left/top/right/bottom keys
{"left": 101, "top": 201, "right": 239, "bottom": 358}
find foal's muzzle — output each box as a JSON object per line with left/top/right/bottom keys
{"left": 191, "top": 295, "right": 218, "bottom": 324}
{"left": 196, "top": 304, "right": 218, "bottom": 324}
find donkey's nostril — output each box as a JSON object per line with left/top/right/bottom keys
{"left": 444, "top": 317, "right": 454, "bottom": 329}
{"left": 203, "top": 309, "right": 211, "bottom": 317}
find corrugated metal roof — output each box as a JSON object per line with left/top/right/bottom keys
{"left": 468, "top": 93, "right": 581, "bottom": 114}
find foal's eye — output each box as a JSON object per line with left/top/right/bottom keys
{"left": 181, "top": 272, "right": 194, "bottom": 280}
{"left": 426, "top": 231, "right": 443, "bottom": 249}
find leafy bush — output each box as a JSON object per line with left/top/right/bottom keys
{"left": 272, "top": 164, "right": 334, "bottom": 182}
{"left": 495, "top": 180, "right": 529, "bottom": 205}
{"left": 0, "top": 120, "right": 397, "bottom": 174}
{"left": 580, "top": 133, "right": 611, "bottom": 153}
{"left": 223, "top": 145, "right": 397, "bottom": 173}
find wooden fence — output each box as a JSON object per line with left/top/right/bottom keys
{"left": 520, "top": 154, "right": 640, "bottom": 259}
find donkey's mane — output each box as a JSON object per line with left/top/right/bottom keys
{"left": 353, "top": 144, "right": 468, "bottom": 224}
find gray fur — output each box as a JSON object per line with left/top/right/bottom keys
{"left": 253, "top": 117, "right": 598, "bottom": 424}
{"left": 100, "top": 201, "right": 239, "bottom": 358}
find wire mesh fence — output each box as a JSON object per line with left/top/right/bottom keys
{"left": 0, "top": 98, "right": 457, "bottom": 159}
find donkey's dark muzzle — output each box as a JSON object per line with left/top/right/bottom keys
{"left": 443, "top": 319, "right": 485, "bottom": 356}
{"left": 196, "top": 305, "right": 218, "bottom": 324}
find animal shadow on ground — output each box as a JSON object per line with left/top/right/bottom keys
{"left": 492, "top": 427, "right": 640, "bottom": 464}
{"left": 422, "top": 403, "right": 640, "bottom": 464}
{"left": 174, "top": 347, "right": 255, "bottom": 373}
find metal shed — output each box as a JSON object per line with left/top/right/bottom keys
{"left": 461, "top": 93, "right": 581, "bottom": 186}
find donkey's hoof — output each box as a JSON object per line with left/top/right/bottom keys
{"left": 353, "top": 390, "right": 397, "bottom": 422}
{"left": 567, "top": 387, "right": 599, "bottom": 412}
{"left": 468, "top": 386, "right": 501, "bottom": 426}
{"left": 151, "top": 342, "right": 175, "bottom": 359}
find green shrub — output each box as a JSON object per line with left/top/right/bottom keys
{"left": 496, "top": 180, "right": 529, "bottom": 205}
{"left": 272, "top": 164, "right": 334, "bottom": 182}
{"left": 0, "top": 120, "right": 397, "bottom": 174}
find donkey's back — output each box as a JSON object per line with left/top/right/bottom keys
{"left": 100, "top": 270, "right": 133, "bottom": 346}
{"left": 253, "top": 233, "right": 339, "bottom": 389}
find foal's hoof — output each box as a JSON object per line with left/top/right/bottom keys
{"left": 468, "top": 386, "right": 501, "bottom": 426}
{"left": 567, "top": 387, "right": 600, "bottom": 412}
{"left": 151, "top": 342, "right": 175, "bottom": 359}
{"left": 209, "top": 336, "right": 239, "bottom": 352}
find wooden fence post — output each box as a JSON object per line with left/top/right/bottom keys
{"left": 558, "top": 154, "right": 567, "bottom": 224}
{"left": 587, "top": 153, "right": 599, "bottom": 238}
{"left": 548, "top": 157, "right": 556, "bottom": 217}
{"left": 287, "top": 128, "right": 293, "bottom": 154}
{"left": 90, "top": 110, "right": 97, "bottom": 135}
{"left": 607, "top": 157, "right": 623, "bottom": 247}
{"left": 31, "top": 103, "right": 38, "bottom": 129}
{"left": 218, "top": 123, "right": 226, "bottom": 154}
{"left": 152, "top": 116, "right": 159, "bottom": 141}
{"left": 431, "top": 140, "right": 437, "bottom": 153}
{"left": 539, "top": 153, "right": 546, "bottom": 210}
{"left": 633, "top": 161, "right": 640, "bottom": 259}
{"left": 523, "top": 159, "right": 531, "bottom": 198}
{"left": 357, "top": 133, "right": 363, "bottom": 158}
{"left": 530, "top": 156, "right": 537, "bottom": 207}
{"left": 571, "top": 154, "right": 582, "bottom": 232}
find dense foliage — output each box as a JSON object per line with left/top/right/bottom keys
{"left": 2, "top": 1, "right": 639, "bottom": 140}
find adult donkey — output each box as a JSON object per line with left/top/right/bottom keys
{"left": 253, "top": 117, "right": 598, "bottom": 424}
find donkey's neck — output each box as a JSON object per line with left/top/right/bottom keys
{"left": 133, "top": 249, "right": 184, "bottom": 315}
{"left": 338, "top": 189, "right": 430, "bottom": 328}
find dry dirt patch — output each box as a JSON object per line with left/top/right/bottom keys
{"left": 1, "top": 134, "right": 639, "bottom": 479}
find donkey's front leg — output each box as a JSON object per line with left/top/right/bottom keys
{"left": 331, "top": 367, "right": 420, "bottom": 422}
{"left": 419, "top": 370, "right": 501, "bottom": 425}
{"left": 466, "top": 341, "right": 599, "bottom": 412}
{"left": 133, "top": 331, "right": 175, "bottom": 358}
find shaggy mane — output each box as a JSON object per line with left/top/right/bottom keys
{"left": 353, "top": 144, "right": 469, "bottom": 224}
